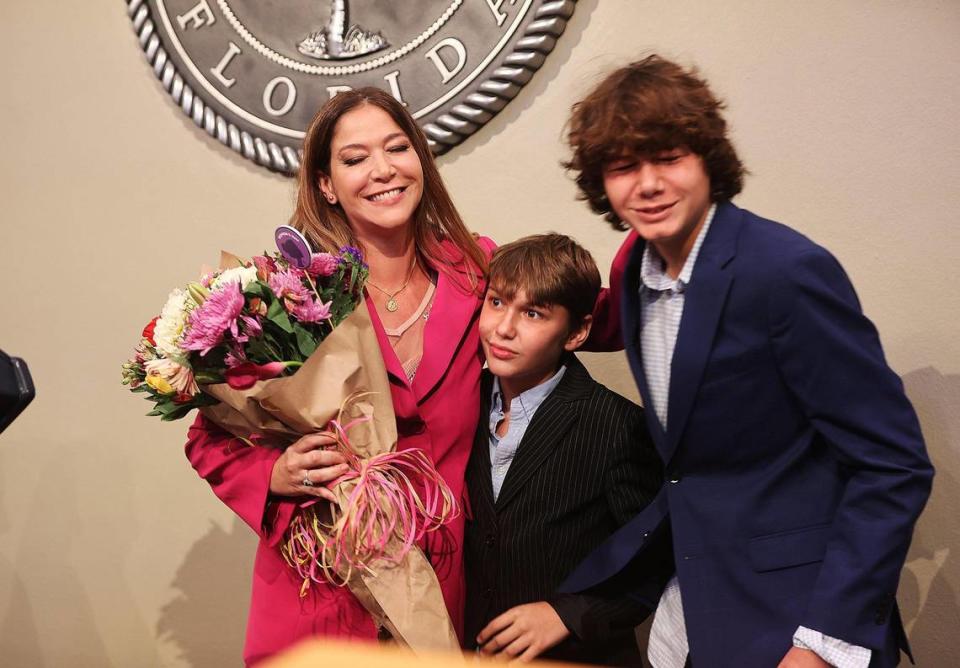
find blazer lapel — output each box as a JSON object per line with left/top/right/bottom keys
{"left": 494, "top": 357, "right": 592, "bottom": 512}
{"left": 467, "top": 371, "right": 497, "bottom": 514}
{"left": 412, "top": 250, "right": 483, "bottom": 402}
{"left": 663, "top": 202, "right": 741, "bottom": 463}
{"left": 621, "top": 235, "right": 668, "bottom": 451}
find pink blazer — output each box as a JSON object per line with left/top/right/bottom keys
{"left": 184, "top": 238, "right": 495, "bottom": 665}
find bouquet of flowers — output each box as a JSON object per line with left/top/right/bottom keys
{"left": 121, "top": 245, "right": 459, "bottom": 651}
{"left": 122, "top": 247, "right": 364, "bottom": 420}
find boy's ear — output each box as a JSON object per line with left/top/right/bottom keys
{"left": 564, "top": 314, "right": 593, "bottom": 352}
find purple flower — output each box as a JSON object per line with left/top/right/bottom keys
{"left": 339, "top": 245, "right": 365, "bottom": 267}
{"left": 307, "top": 252, "right": 339, "bottom": 277}
{"left": 180, "top": 282, "right": 245, "bottom": 355}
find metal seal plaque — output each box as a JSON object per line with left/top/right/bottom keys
{"left": 127, "top": 0, "right": 577, "bottom": 174}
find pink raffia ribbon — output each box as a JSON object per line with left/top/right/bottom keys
{"left": 282, "top": 399, "right": 458, "bottom": 596}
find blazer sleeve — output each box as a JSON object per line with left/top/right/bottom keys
{"left": 550, "top": 400, "right": 667, "bottom": 644}
{"left": 767, "top": 247, "right": 933, "bottom": 648}
{"left": 185, "top": 413, "right": 297, "bottom": 546}
{"left": 604, "top": 402, "right": 662, "bottom": 525}
{"left": 581, "top": 231, "right": 639, "bottom": 352}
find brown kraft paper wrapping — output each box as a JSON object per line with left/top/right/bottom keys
{"left": 198, "top": 300, "right": 460, "bottom": 653}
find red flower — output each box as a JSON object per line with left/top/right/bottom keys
{"left": 253, "top": 255, "right": 278, "bottom": 282}
{"left": 142, "top": 317, "right": 159, "bottom": 346}
{"left": 225, "top": 361, "right": 288, "bottom": 390}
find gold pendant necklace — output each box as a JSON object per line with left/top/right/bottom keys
{"left": 368, "top": 257, "right": 417, "bottom": 313}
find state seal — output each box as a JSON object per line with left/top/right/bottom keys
{"left": 127, "top": 0, "right": 578, "bottom": 174}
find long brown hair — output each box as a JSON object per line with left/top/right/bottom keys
{"left": 291, "top": 87, "right": 486, "bottom": 291}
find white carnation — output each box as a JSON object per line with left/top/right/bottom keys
{"left": 212, "top": 266, "right": 258, "bottom": 291}
{"left": 154, "top": 288, "right": 193, "bottom": 361}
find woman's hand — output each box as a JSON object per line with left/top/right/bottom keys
{"left": 270, "top": 433, "right": 349, "bottom": 502}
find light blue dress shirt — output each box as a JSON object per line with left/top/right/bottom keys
{"left": 487, "top": 365, "right": 567, "bottom": 501}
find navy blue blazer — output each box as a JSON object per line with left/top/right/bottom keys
{"left": 562, "top": 202, "right": 933, "bottom": 666}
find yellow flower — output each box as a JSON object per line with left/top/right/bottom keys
{"left": 145, "top": 358, "right": 199, "bottom": 396}
{"left": 146, "top": 373, "right": 175, "bottom": 395}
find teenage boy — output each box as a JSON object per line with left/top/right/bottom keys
{"left": 559, "top": 55, "right": 933, "bottom": 668}
{"left": 464, "top": 234, "right": 663, "bottom": 665}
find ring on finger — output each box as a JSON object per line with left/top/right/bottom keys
{"left": 302, "top": 471, "right": 315, "bottom": 487}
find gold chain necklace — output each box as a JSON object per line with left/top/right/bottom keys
{"left": 367, "top": 257, "right": 418, "bottom": 313}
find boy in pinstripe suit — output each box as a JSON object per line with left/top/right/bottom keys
{"left": 464, "top": 234, "right": 664, "bottom": 665}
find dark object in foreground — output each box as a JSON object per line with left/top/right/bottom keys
{"left": 0, "top": 350, "right": 34, "bottom": 434}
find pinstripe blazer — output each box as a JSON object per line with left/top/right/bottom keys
{"left": 464, "top": 355, "right": 663, "bottom": 665}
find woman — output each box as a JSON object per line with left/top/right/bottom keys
{"left": 184, "top": 88, "right": 492, "bottom": 665}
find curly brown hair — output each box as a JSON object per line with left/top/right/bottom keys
{"left": 564, "top": 55, "right": 746, "bottom": 230}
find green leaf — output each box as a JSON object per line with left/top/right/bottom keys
{"left": 293, "top": 323, "right": 317, "bottom": 358}
{"left": 194, "top": 370, "right": 223, "bottom": 384}
{"left": 266, "top": 299, "right": 294, "bottom": 333}
{"left": 161, "top": 404, "right": 196, "bottom": 421}
{"left": 244, "top": 281, "right": 268, "bottom": 299}
{"left": 349, "top": 263, "right": 359, "bottom": 293}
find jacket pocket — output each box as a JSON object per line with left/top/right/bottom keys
{"left": 748, "top": 523, "right": 831, "bottom": 573}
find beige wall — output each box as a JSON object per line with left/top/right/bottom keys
{"left": 1, "top": 1, "right": 957, "bottom": 665}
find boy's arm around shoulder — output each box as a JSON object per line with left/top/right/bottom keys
{"left": 581, "top": 230, "right": 640, "bottom": 352}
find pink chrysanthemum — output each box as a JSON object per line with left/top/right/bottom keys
{"left": 293, "top": 297, "right": 332, "bottom": 323}
{"left": 181, "top": 282, "right": 245, "bottom": 355}
{"left": 307, "top": 252, "right": 339, "bottom": 278}
{"left": 269, "top": 269, "right": 311, "bottom": 308}
{"left": 224, "top": 348, "right": 247, "bottom": 369}
{"left": 241, "top": 315, "right": 262, "bottom": 338}
{"left": 268, "top": 270, "right": 332, "bottom": 323}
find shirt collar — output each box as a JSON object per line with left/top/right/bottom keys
{"left": 640, "top": 203, "right": 717, "bottom": 292}
{"left": 490, "top": 364, "right": 567, "bottom": 434}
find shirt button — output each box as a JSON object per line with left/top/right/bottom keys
{"left": 485, "top": 535, "right": 496, "bottom": 547}
{"left": 669, "top": 473, "right": 681, "bottom": 484}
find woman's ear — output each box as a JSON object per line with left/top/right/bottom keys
{"left": 564, "top": 314, "right": 593, "bottom": 352}
{"left": 318, "top": 173, "right": 337, "bottom": 205}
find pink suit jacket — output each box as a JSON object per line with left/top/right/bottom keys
{"left": 184, "top": 238, "right": 495, "bottom": 666}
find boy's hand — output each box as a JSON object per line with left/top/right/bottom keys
{"left": 777, "top": 647, "right": 831, "bottom": 668}
{"left": 477, "top": 602, "right": 570, "bottom": 662}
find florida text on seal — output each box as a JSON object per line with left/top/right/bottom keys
{"left": 127, "top": 0, "right": 578, "bottom": 173}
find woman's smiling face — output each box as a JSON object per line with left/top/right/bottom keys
{"left": 319, "top": 104, "right": 424, "bottom": 241}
